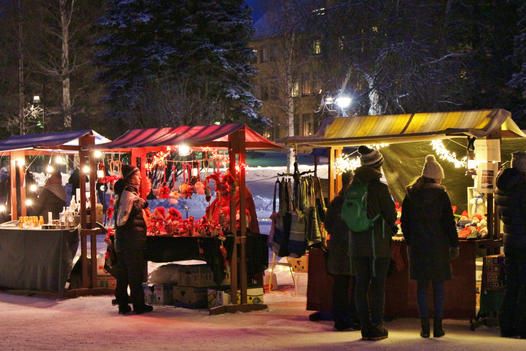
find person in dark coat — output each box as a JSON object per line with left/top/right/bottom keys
{"left": 350, "top": 146, "right": 397, "bottom": 341}
{"left": 401, "top": 155, "right": 459, "bottom": 338}
{"left": 33, "top": 170, "right": 66, "bottom": 218}
{"left": 495, "top": 151, "right": 526, "bottom": 338}
{"left": 325, "top": 171, "right": 359, "bottom": 331}
{"left": 114, "top": 165, "right": 152, "bottom": 315}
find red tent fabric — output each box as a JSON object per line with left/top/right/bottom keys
{"left": 97, "top": 123, "right": 282, "bottom": 150}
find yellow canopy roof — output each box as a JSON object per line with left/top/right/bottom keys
{"left": 285, "top": 109, "right": 524, "bottom": 147}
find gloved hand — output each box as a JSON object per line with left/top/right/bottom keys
{"left": 449, "top": 246, "right": 460, "bottom": 260}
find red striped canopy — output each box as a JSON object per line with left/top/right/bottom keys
{"left": 97, "top": 123, "right": 282, "bottom": 151}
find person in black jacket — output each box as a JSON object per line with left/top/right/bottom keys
{"left": 351, "top": 146, "right": 397, "bottom": 341}
{"left": 114, "top": 165, "right": 152, "bottom": 315}
{"left": 325, "top": 171, "right": 359, "bottom": 331}
{"left": 33, "top": 170, "right": 66, "bottom": 218}
{"left": 495, "top": 151, "right": 526, "bottom": 338}
{"left": 401, "top": 155, "right": 459, "bottom": 338}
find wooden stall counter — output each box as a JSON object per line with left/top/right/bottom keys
{"left": 307, "top": 238, "right": 502, "bottom": 321}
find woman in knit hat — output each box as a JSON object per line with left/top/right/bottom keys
{"left": 114, "top": 164, "right": 153, "bottom": 315}
{"left": 401, "top": 155, "right": 459, "bottom": 338}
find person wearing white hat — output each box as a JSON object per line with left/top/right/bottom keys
{"left": 401, "top": 155, "right": 459, "bottom": 338}
{"left": 495, "top": 151, "right": 526, "bottom": 338}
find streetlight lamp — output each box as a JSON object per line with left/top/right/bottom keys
{"left": 318, "top": 92, "right": 353, "bottom": 117}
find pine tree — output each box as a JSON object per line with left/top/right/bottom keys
{"left": 96, "top": 0, "right": 261, "bottom": 129}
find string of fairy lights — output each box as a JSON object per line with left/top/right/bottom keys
{"left": 335, "top": 141, "right": 467, "bottom": 174}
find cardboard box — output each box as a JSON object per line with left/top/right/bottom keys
{"left": 173, "top": 286, "right": 208, "bottom": 309}
{"left": 95, "top": 275, "right": 116, "bottom": 289}
{"left": 207, "top": 287, "right": 264, "bottom": 308}
{"left": 175, "top": 264, "right": 216, "bottom": 288}
{"left": 152, "top": 284, "right": 174, "bottom": 305}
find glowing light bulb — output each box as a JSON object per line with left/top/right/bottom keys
{"left": 16, "top": 158, "right": 26, "bottom": 167}
{"left": 178, "top": 143, "right": 191, "bottom": 157}
{"left": 0, "top": 204, "right": 6, "bottom": 213}
{"left": 29, "top": 184, "right": 38, "bottom": 192}
{"left": 46, "top": 165, "right": 55, "bottom": 173}
{"left": 82, "top": 165, "right": 91, "bottom": 174}
{"left": 93, "top": 150, "right": 103, "bottom": 159}
{"left": 25, "top": 199, "right": 34, "bottom": 207}
{"left": 55, "top": 156, "right": 65, "bottom": 165}
{"left": 335, "top": 95, "right": 352, "bottom": 109}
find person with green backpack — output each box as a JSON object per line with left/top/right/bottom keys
{"left": 341, "top": 145, "right": 397, "bottom": 341}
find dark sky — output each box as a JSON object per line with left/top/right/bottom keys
{"left": 246, "top": 0, "right": 266, "bottom": 21}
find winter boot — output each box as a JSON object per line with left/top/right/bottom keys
{"left": 420, "top": 319, "right": 430, "bottom": 338}
{"left": 363, "top": 324, "right": 388, "bottom": 341}
{"left": 433, "top": 318, "right": 445, "bottom": 338}
{"left": 134, "top": 304, "right": 153, "bottom": 315}
{"left": 118, "top": 304, "right": 132, "bottom": 315}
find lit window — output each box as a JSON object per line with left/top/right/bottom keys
{"left": 312, "top": 7, "right": 326, "bottom": 16}
{"left": 312, "top": 40, "right": 322, "bottom": 55}
{"left": 301, "top": 72, "right": 312, "bottom": 96}
{"left": 252, "top": 49, "right": 258, "bottom": 63}
{"left": 291, "top": 81, "right": 300, "bottom": 97}
{"left": 372, "top": 26, "right": 379, "bottom": 33}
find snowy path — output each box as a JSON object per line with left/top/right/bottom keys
{"left": 0, "top": 290, "right": 523, "bottom": 351}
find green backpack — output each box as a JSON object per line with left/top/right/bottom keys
{"left": 341, "top": 179, "right": 379, "bottom": 232}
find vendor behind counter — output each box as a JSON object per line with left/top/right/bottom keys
{"left": 32, "top": 170, "right": 66, "bottom": 218}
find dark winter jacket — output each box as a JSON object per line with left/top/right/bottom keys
{"left": 401, "top": 182, "right": 458, "bottom": 281}
{"left": 33, "top": 188, "right": 66, "bottom": 218}
{"left": 495, "top": 167, "right": 526, "bottom": 252}
{"left": 325, "top": 192, "right": 352, "bottom": 275}
{"left": 115, "top": 185, "right": 147, "bottom": 252}
{"left": 349, "top": 166, "right": 397, "bottom": 259}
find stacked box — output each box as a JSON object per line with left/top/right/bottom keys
{"left": 484, "top": 255, "right": 505, "bottom": 290}
{"left": 143, "top": 284, "right": 155, "bottom": 305}
{"left": 173, "top": 286, "right": 208, "bottom": 308}
{"left": 207, "top": 287, "right": 264, "bottom": 308}
{"left": 176, "top": 264, "right": 216, "bottom": 287}
{"left": 152, "top": 284, "right": 174, "bottom": 305}
{"left": 96, "top": 275, "right": 116, "bottom": 289}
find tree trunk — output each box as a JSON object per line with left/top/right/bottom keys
{"left": 364, "top": 72, "right": 382, "bottom": 115}
{"left": 60, "top": 0, "right": 72, "bottom": 129}
{"left": 17, "top": 0, "right": 25, "bottom": 135}
{"left": 286, "top": 32, "right": 296, "bottom": 173}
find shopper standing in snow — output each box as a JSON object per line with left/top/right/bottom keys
{"left": 350, "top": 146, "right": 397, "bottom": 341}
{"left": 401, "top": 155, "right": 459, "bottom": 338}
{"left": 495, "top": 152, "right": 526, "bottom": 338}
{"left": 114, "top": 165, "right": 152, "bottom": 315}
{"left": 325, "top": 171, "right": 359, "bottom": 331}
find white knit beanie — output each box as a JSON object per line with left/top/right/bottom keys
{"left": 422, "top": 155, "right": 445, "bottom": 181}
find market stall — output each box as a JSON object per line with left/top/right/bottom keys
{"left": 0, "top": 130, "right": 111, "bottom": 296}
{"left": 95, "top": 123, "right": 282, "bottom": 313}
{"left": 282, "top": 109, "right": 526, "bottom": 321}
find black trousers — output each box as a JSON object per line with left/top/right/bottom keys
{"left": 115, "top": 247, "right": 146, "bottom": 309}
{"left": 352, "top": 257, "right": 390, "bottom": 329}
{"left": 500, "top": 248, "right": 526, "bottom": 337}
{"left": 332, "top": 274, "right": 357, "bottom": 325}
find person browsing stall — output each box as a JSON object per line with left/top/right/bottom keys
{"left": 33, "top": 170, "right": 66, "bottom": 218}
{"left": 348, "top": 146, "right": 397, "bottom": 341}
{"left": 401, "top": 155, "right": 459, "bottom": 338}
{"left": 114, "top": 165, "right": 152, "bottom": 315}
{"left": 495, "top": 151, "right": 526, "bottom": 339}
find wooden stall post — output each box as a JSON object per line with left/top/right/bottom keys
{"left": 79, "top": 134, "right": 95, "bottom": 288}
{"left": 89, "top": 143, "right": 98, "bottom": 288}
{"left": 335, "top": 147, "right": 343, "bottom": 194}
{"left": 238, "top": 130, "right": 248, "bottom": 305}
{"left": 228, "top": 139, "right": 238, "bottom": 305}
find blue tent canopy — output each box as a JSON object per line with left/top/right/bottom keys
{"left": 0, "top": 130, "right": 110, "bottom": 152}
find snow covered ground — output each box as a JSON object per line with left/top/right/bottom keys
{"left": 5, "top": 162, "right": 524, "bottom": 350}
{"left": 1, "top": 290, "right": 524, "bottom": 351}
